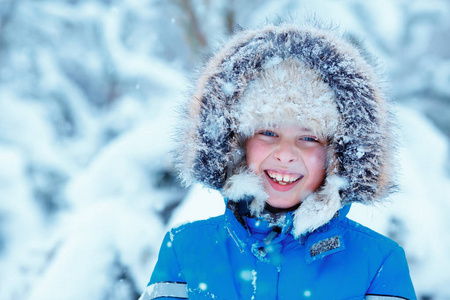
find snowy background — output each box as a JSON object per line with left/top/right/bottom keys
{"left": 0, "top": 0, "right": 449, "bottom": 299}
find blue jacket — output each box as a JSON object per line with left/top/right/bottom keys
{"left": 141, "top": 205, "right": 416, "bottom": 300}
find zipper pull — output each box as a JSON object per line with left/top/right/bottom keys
{"left": 263, "top": 230, "right": 278, "bottom": 245}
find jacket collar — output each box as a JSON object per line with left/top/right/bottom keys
{"left": 225, "top": 200, "right": 351, "bottom": 244}
{"left": 224, "top": 204, "right": 350, "bottom": 264}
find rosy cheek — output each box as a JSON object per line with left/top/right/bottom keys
{"left": 245, "top": 141, "right": 257, "bottom": 167}
{"left": 246, "top": 139, "right": 268, "bottom": 174}
{"left": 307, "top": 147, "right": 326, "bottom": 169}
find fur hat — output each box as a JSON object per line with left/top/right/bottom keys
{"left": 175, "top": 23, "right": 395, "bottom": 237}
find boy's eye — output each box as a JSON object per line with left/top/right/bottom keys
{"left": 259, "top": 130, "right": 277, "bottom": 137}
{"left": 300, "top": 136, "right": 319, "bottom": 142}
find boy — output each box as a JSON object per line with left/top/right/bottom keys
{"left": 140, "top": 23, "right": 416, "bottom": 299}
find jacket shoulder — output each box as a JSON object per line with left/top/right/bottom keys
{"left": 341, "top": 217, "right": 400, "bottom": 251}
{"left": 169, "top": 214, "right": 227, "bottom": 242}
{"left": 340, "top": 219, "right": 417, "bottom": 299}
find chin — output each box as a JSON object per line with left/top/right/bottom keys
{"left": 267, "top": 198, "right": 300, "bottom": 209}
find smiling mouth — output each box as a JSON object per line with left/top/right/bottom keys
{"left": 265, "top": 170, "right": 303, "bottom": 186}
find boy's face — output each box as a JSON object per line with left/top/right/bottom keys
{"left": 246, "top": 125, "right": 327, "bottom": 209}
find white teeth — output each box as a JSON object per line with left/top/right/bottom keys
{"left": 266, "top": 171, "right": 301, "bottom": 184}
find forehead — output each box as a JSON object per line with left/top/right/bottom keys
{"left": 255, "top": 124, "right": 314, "bottom": 133}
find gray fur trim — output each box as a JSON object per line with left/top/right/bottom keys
{"left": 174, "top": 22, "right": 396, "bottom": 234}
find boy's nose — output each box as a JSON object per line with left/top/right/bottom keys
{"left": 274, "top": 142, "right": 298, "bottom": 163}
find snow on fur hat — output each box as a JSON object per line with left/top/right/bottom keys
{"left": 175, "top": 23, "right": 395, "bottom": 237}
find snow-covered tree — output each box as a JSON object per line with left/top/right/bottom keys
{"left": 0, "top": 0, "right": 449, "bottom": 299}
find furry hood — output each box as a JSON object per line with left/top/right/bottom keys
{"left": 175, "top": 23, "right": 395, "bottom": 237}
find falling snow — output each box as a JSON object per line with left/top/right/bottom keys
{"left": 0, "top": 1, "right": 449, "bottom": 300}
